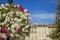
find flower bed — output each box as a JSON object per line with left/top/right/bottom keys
{"left": 0, "top": 3, "right": 31, "bottom": 40}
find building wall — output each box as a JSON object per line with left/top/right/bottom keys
{"left": 25, "top": 24, "right": 56, "bottom": 40}
{"left": 38, "top": 27, "right": 49, "bottom": 40}
{"left": 25, "top": 27, "right": 38, "bottom": 40}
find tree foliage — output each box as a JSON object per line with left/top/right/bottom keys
{"left": 48, "top": 5, "right": 60, "bottom": 40}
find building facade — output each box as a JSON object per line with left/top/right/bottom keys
{"left": 25, "top": 24, "right": 56, "bottom": 40}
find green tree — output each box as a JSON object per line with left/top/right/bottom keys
{"left": 48, "top": 4, "right": 60, "bottom": 40}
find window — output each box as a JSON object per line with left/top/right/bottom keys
{"left": 31, "top": 29, "right": 33, "bottom": 33}
{"left": 32, "top": 29, "right": 36, "bottom": 33}
{"left": 34, "top": 29, "right": 36, "bottom": 33}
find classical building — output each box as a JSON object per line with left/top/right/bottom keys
{"left": 25, "top": 24, "right": 38, "bottom": 40}
{"left": 25, "top": 24, "right": 56, "bottom": 40}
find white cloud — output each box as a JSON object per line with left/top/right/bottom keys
{"left": 30, "top": 10, "right": 56, "bottom": 25}
{"left": 31, "top": 13, "right": 55, "bottom": 19}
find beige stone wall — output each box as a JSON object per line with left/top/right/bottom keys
{"left": 25, "top": 24, "right": 56, "bottom": 40}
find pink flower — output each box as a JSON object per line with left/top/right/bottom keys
{"left": 28, "top": 26, "right": 31, "bottom": 28}
{"left": 0, "top": 27, "right": 1, "bottom": 30}
{"left": 17, "top": 28, "right": 22, "bottom": 32}
{"left": 0, "top": 33, "right": 2, "bottom": 40}
{"left": 1, "top": 27, "right": 9, "bottom": 36}
{"left": 24, "top": 9, "right": 29, "bottom": 13}
{"left": 0, "top": 37, "right": 2, "bottom": 40}
{"left": 1, "top": 27, "right": 7, "bottom": 33}
{"left": 7, "top": 21, "right": 11, "bottom": 26}
{"left": 19, "top": 6, "right": 24, "bottom": 12}
{"left": 5, "top": 32, "right": 9, "bottom": 36}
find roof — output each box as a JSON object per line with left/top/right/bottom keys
{"left": 31, "top": 24, "right": 57, "bottom": 28}
{"left": 48, "top": 24, "right": 57, "bottom": 28}
{"left": 31, "top": 24, "right": 48, "bottom": 28}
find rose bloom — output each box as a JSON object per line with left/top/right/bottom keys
{"left": 1, "top": 27, "right": 9, "bottom": 36}
{"left": 17, "top": 27, "right": 22, "bottom": 32}
{"left": 19, "top": 6, "right": 24, "bottom": 12}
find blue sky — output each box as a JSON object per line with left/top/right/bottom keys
{"left": 0, "top": 0, "right": 57, "bottom": 25}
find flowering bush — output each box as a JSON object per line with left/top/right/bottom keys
{"left": 0, "top": 3, "right": 31, "bottom": 39}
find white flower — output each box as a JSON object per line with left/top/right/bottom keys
{"left": 16, "top": 19, "right": 22, "bottom": 23}
{"left": 20, "top": 15, "right": 23, "bottom": 18}
{"left": 19, "top": 19, "right": 22, "bottom": 22}
{"left": 16, "top": 11, "right": 18, "bottom": 13}
{"left": 22, "top": 28, "right": 25, "bottom": 31}
{"left": 25, "top": 13, "right": 29, "bottom": 16}
{"left": 1, "top": 22, "right": 5, "bottom": 25}
{"left": 3, "top": 21, "right": 6, "bottom": 24}
{"left": 14, "top": 5, "right": 16, "bottom": 7}
{"left": 14, "top": 23, "right": 19, "bottom": 27}
{"left": 4, "top": 8, "right": 8, "bottom": 10}
{"left": 0, "top": 7, "right": 2, "bottom": 9}
{"left": 7, "top": 12, "right": 12, "bottom": 16}
{"left": 28, "top": 17, "right": 31, "bottom": 20}
{"left": 11, "top": 25, "right": 15, "bottom": 29}
{"left": 5, "top": 17, "right": 10, "bottom": 21}
{"left": 2, "top": 13, "right": 6, "bottom": 17}
{"left": 5, "top": 3, "right": 9, "bottom": 6}
{"left": 16, "top": 19, "right": 22, "bottom": 22}
{"left": 11, "top": 29, "right": 15, "bottom": 33}
{"left": 20, "top": 14, "right": 25, "bottom": 18}
{"left": 21, "top": 23, "right": 24, "bottom": 26}
{"left": 10, "top": 33, "right": 14, "bottom": 37}
{"left": 11, "top": 23, "right": 19, "bottom": 28}
{"left": 11, "top": 21, "right": 14, "bottom": 23}
{"left": 11, "top": 18, "right": 14, "bottom": 20}
{"left": 8, "top": 27, "right": 10, "bottom": 30}
{"left": 1, "top": 4, "right": 4, "bottom": 7}
{"left": 5, "top": 24, "right": 9, "bottom": 27}
{"left": 20, "top": 12, "right": 23, "bottom": 14}
{"left": 5, "top": 19, "right": 10, "bottom": 22}
{"left": 2, "top": 33, "right": 7, "bottom": 38}
{"left": 17, "top": 5, "right": 20, "bottom": 7}
{"left": 26, "top": 30, "right": 28, "bottom": 32}
{"left": 15, "top": 34, "right": 19, "bottom": 37}
{"left": 11, "top": 11, "right": 14, "bottom": 14}
{"left": 21, "top": 15, "right": 27, "bottom": 19}
{"left": 24, "top": 16, "right": 27, "bottom": 19}
{"left": 9, "top": 14, "right": 12, "bottom": 16}
{"left": 24, "top": 9, "right": 28, "bottom": 13}
{"left": 14, "top": 18, "right": 18, "bottom": 20}
{"left": 16, "top": 11, "right": 20, "bottom": 16}
{"left": 25, "top": 25, "right": 29, "bottom": 28}
{"left": 25, "top": 21, "right": 27, "bottom": 23}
